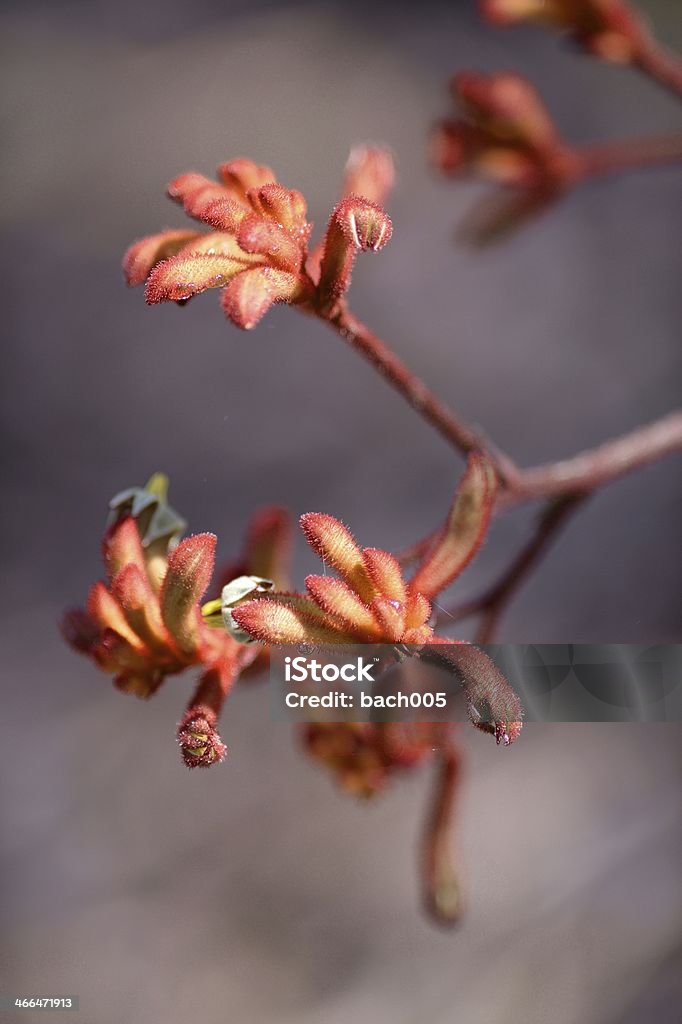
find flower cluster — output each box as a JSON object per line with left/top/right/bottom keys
{"left": 62, "top": 475, "right": 290, "bottom": 767}
{"left": 432, "top": 71, "right": 583, "bottom": 241}
{"left": 123, "top": 147, "right": 394, "bottom": 328}
{"left": 233, "top": 453, "right": 523, "bottom": 794}
{"left": 480, "top": 0, "right": 652, "bottom": 65}
{"left": 432, "top": 72, "right": 573, "bottom": 189}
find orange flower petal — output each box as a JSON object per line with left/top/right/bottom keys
{"left": 175, "top": 232, "right": 259, "bottom": 260}
{"left": 145, "top": 253, "right": 255, "bottom": 304}
{"left": 161, "top": 533, "right": 216, "bottom": 654}
{"left": 299, "top": 513, "right": 375, "bottom": 602}
{"left": 231, "top": 596, "right": 346, "bottom": 644}
{"left": 220, "top": 266, "right": 303, "bottom": 329}
{"left": 102, "top": 517, "right": 147, "bottom": 583}
{"left": 306, "top": 575, "right": 382, "bottom": 638}
{"left": 123, "top": 230, "right": 201, "bottom": 287}
{"left": 369, "top": 595, "right": 405, "bottom": 641}
{"left": 217, "top": 158, "right": 277, "bottom": 196}
{"left": 111, "top": 564, "right": 172, "bottom": 653}
{"left": 166, "top": 172, "right": 245, "bottom": 223}
{"left": 247, "top": 183, "right": 309, "bottom": 233}
{"left": 237, "top": 215, "right": 304, "bottom": 272}
{"left": 87, "top": 581, "right": 146, "bottom": 652}
{"left": 362, "top": 548, "right": 407, "bottom": 604}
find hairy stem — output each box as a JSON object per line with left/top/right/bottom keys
{"left": 440, "top": 496, "right": 586, "bottom": 641}
{"left": 421, "top": 743, "right": 462, "bottom": 926}
{"left": 506, "top": 411, "right": 682, "bottom": 505}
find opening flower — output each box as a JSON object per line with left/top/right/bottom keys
{"left": 62, "top": 475, "right": 291, "bottom": 767}
{"left": 123, "top": 147, "right": 394, "bottom": 329}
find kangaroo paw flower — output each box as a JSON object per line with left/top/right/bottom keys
{"left": 124, "top": 150, "right": 393, "bottom": 327}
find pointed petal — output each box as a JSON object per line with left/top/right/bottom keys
{"left": 102, "top": 517, "right": 147, "bottom": 581}
{"left": 176, "top": 232, "right": 260, "bottom": 260}
{"left": 362, "top": 548, "right": 407, "bottom": 603}
{"left": 247, "top": 184, "right": 309, "bottom": 233}
{"left": 87, "top": 582, "right": 146, "bottom": 652}
{"left": 111, "top": 564, "right": 172, "bottom": 653}
{"left": 306, "top": 575, "right": 381, "bottom": 638}
{"left": 410, "top": 453, "right": 497, "bottom": 599}
{"left": 369, "top": 595, "right": 405, "bottom": 641}
{"left": 217, "top": 158, "right": 277, "bottom": 196}
{"left": 166, "top": 172, "right": 248, "bottom": 224}
{"left": 198, "top": 197, "right": 250, "bottom": 232}
{"left": 300, "top": 513, "right": 375, "bottom": 602}
{"left": 123, "top": 230, "right": 201, "bottom": 286}
{"left": 231, "top": 596, "right": 346, "bottom": 644}
{"left": 145, "top": 253, "right": 255, "bottom": 304}
{"left": 404, "top": 591, "right": 432, "bottom": 630}
{"left": 161, "top": 533, "right": 216, "bottom": 654}
{"left": 220, "top": 266, "right": 304, "bottom": 329}
{"left": 237, "top": 215, "right": 303, "bottom": 272}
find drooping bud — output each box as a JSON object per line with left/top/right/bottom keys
{"left": 422, "top": 643, "right": 523, "bottom": 745}
{"left": 341, "top": 145, "right": 396, "bottom": 206}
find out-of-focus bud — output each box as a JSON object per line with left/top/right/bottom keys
{"left": 341, "top": 145, "right": 396, "bottom": 206}
{"left": 433, "top": 72, "right": 567, "bottom": 188}
{"left": 479, "top": 0, "right": 650, "bottom": 65}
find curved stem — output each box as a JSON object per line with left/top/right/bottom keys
{"left": 324, "top": 305, "right": 519, "bottom": 483}
{"left": 322, "top": 309, "right": 682, "bottom": 507}
{"left": 576, "top": 134, "right": 682, "bottom": 180}
{"left": 421, "top": 743, "right": 462, "bottom": 926}
{"left": 440, "top": 496, "right": 585, "bottom": 642}
{"left": 505, "top": 411, "right": 682, "bottom": 505}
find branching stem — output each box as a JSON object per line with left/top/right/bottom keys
{"left": 439, "top": 496, "right": 586, "bottom": 641}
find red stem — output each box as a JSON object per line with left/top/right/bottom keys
{"left": 505, "top": 411, "right": 682, "bottom": 505}
{"left": 421, "top": 744, "right": 462, "bottom": 926}
{"left": 576, "top": 134, "right": 682, "bottom": 181}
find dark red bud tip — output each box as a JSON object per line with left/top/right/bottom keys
{"left": 177, "top": 706, "right": 226, "bottom": 768}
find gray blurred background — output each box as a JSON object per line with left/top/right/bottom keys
{"left": 1, "top": 1, "right": 681, "bottom": 1021}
